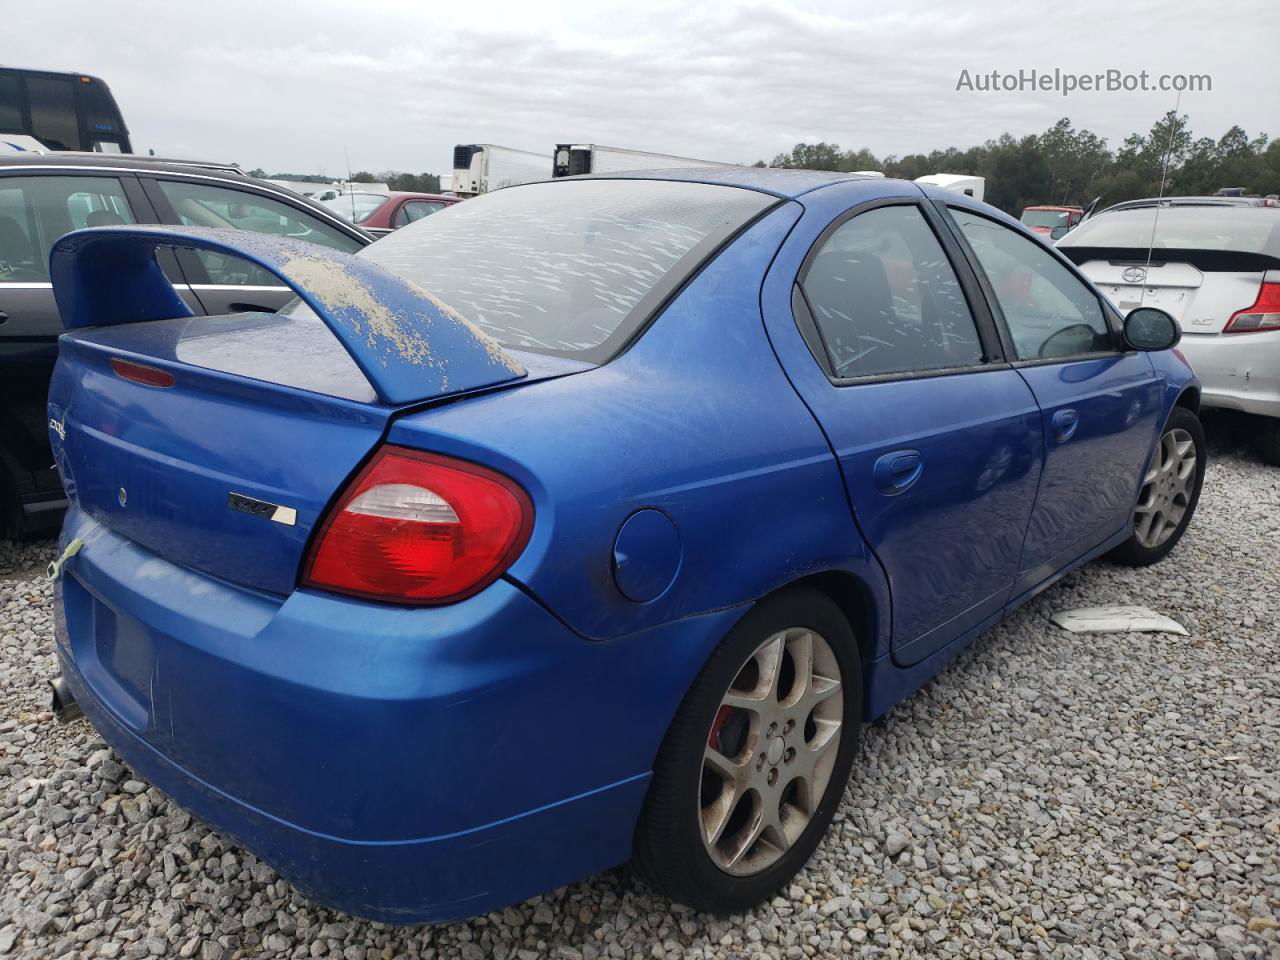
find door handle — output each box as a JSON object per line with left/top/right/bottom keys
{"left": 1052, "top": 408, "right": 1080, "bottom": 443}
{"left": 0, "top": 311, "right": 8, "bottom": 324}
{"left": 873, "top": 449, "right": 923, "bottom": 496}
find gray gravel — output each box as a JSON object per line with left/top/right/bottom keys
{"left": 2, "top": 441, "right": 1277, "bottom": 959}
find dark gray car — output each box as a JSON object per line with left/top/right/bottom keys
{"left": 0, "top": 152, "right": 371, "bottom": 538}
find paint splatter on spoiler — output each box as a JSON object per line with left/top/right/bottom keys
{"left": 49, "top": 225, "right": 525, "bottom": 405}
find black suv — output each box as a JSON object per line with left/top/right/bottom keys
{"left": 0, "top": 152, "right": 372, "bottom": 539}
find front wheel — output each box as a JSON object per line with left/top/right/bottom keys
{"left": 633, "top": 588, "right": 862, "bottom": 913}
{"left": 1108, "top": 406, "right": 1206, "bottom": 567}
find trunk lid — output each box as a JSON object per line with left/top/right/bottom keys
{"left": 1070, "top": 256, "right": 1267, "bottom": 334}
{"left": 46, "top": 225, "right": 570, "bottom": 595}
{"left": 50, "top": 317, "right": 395, "bottom": 595}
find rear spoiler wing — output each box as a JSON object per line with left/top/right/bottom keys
{"left": 49, "top": 225, "right": 525, "bottom": 405}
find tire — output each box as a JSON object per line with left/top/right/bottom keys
{"left": 1108, "top": 406, "right": 1206, "bottom": 567}
{"left": 633, "top": 587, "right": 863, "bottom": 914}
{"left": 1259, "top": 418, "right": 1280, "bottom": 467}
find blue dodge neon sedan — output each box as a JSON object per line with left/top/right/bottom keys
{"left": 46, "top": 169, "right": 1203, "bottom": 924}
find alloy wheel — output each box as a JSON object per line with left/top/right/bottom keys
{"left": 699, "top": 627, "right": 843, "bottom": 876}
{"left": 1134, "top": 427, "right": 1198, "bottom": 548}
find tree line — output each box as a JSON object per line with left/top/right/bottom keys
{"left": 242, "top": 113, "right": 1279, "bottom": 217}
{"left": 763, "top": 113, "right": 1280, "bottom": 214}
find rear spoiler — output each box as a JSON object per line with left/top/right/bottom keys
{"left": 1057, "top": 245, "right": 1280, "bottom": 273}
{"left": 48, "top": 225, "right": 525, "bottom": 405}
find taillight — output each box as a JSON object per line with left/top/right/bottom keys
{"left": 302, "top": 446, "right": 533, "bottom": 604}
{"left": 1225, "top": 276, "right": 1280, "bottom": 333}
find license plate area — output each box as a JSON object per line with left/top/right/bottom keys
{"left": 65, "top": 575, "right": 154, "bottom": 731}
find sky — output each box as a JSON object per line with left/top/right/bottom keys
{"left": 7, "top": 0, "right": 1279, "bottom": 177}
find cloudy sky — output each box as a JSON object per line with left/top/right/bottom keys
{"left": 9, "top": 0, "right": 1280, "bottom": 177}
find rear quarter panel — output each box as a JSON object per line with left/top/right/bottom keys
{"left": 388, "top": 201, "right": 891, "bottom": 641}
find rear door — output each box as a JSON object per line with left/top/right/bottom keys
{"left": 945, "top": 205, "right": 1163, "bottom": 595}
{"left": 141, "top": 175, "right": 367, "bottom": 315}
{"left": 394, "top": 199, "right": 447, "bottom": 228}
{"left": 786, "top": 198, "right": 1043, "bottom": 666}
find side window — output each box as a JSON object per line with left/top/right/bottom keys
{"left": 951, "top": 209, "right": 1111, "bottom": 360}
{"left": 0, "top": 175, "right": 135, "bottom": 282}
{"left": 155, "top": 179, "right": 362, "bottom": 286}
{"left": 800, "top": 204, "right": 984, "bottom": 379}
{"left": 396, "top": 201, "right": 445, "bottom": 227}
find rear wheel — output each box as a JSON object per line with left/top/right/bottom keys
{"left": 633, "top": 588, "right": 862, "bottom": 913}
{"left": 1108, "top": 406, "right": 1205, "bottom": 566}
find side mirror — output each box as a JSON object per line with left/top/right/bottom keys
{"left": 1123, "top": 307, "right": 1181, "bottom": 351}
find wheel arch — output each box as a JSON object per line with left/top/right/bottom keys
{"left": 771, "top": 570, "right": 882, "bottom": 672}
{"left": 1174, "top": 385, "right": 1201, "bottom": 416}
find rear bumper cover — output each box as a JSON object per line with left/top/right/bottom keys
{"left": 1179, "top": 331, "right": 1280, "bottom": 418}
{"left": 54, "top": 509, "right": 741, "bottom": 923}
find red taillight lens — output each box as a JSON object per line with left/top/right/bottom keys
{"left": 1225, "top": 279, "right": 1280, "bottom": 333}
{"left": 302, "top": 446, "right": 533, "bottom": 604}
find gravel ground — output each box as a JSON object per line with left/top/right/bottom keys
{"left": 1, "top": 437, "right": 1277, "bottom": 960}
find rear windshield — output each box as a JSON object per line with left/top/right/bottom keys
{"left": 323, "top": 192, "right": 388, "bottom": 224}
{"left": 358, "top": 179, "right": 775, "bottom": 362}
{"left": 1060, "top": 207, "right": 1280, "bottom": 256}
{"left": 1020, "top": 210, "right": 1070, "bottom": 228}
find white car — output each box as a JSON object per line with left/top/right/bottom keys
{"left": 1059, "top": 201, "right": 1280, "bottom": 464}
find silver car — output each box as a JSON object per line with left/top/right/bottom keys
{"left": 1059, "top": 202, "right": 1280, "bottom": 464}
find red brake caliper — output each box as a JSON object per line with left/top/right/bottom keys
{"left": 709, "top": 705, "right": 734, "bottom": 750}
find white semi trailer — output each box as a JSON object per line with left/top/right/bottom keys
{"left": 552, "top": 144, "right": 728, "bottom": 178}
{"left": 451, "top": 144, "right": 550, "bottom": 196}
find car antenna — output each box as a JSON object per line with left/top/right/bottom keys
{"left": 344, "top": 146, "right": 357, "bottom": 223}
{"left": 1139, "top": 91, "right": 1182, "bottom": 308}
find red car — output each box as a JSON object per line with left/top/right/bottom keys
{"left": 1019, "top": 205, "right": 1084, "bottom": 241}
{"left": 322, "top": 191, "right": 460, "bottom": 236}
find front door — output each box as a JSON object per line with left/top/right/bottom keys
{"left": 786, "top": 200, "right": 1043, "bottom": 665}
{"left": 946, "top": 206, "right": 1163, "bottom": 595}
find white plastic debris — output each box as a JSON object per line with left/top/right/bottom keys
{"left": 1050, "top": 606, "right": 1188, "bottom": 636}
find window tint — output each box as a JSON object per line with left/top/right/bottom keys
{"left": 25, "top": 76, "right": 79, "bottom": 151}
{"left": 0, "top": 74, "right": 22, "bottom": 131}
{"left": 952, "top": 209, "right": 1111, "bottom": 360}
{"left": 359, "top": 179, "right": 774, "bottom": 361}
{"left": 397, "top": 201, "right": 445, "bottom": 226}
{"left": 157, "top": 179, "right": 362, "bottom": 286}
{"left": 1058, "top": 207, "right": 1280, "bottom": 256}
{"left": 800, "top": 204, "right": 984, "bottom": 379}
{"left": 0, "top": 175, "right": 135, "bottom": 282}
{"left": 322, "top": 192, "right": 387, "bottom": 225}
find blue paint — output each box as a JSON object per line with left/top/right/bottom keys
{"left": 49, "top": 172, "right": 1199, "bottom": 924}
{"left": 612, "top": 509, "right": 682, "bottom": 603}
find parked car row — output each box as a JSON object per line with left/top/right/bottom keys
{"left": 1058, "top": 199, "right": 1280, "bottom": 463}
{"left": 0, "top": 152, "right": 372, "bottom": 537}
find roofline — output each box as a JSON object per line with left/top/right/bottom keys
{"left": 0, "top": 152, "right": 244, "bottom": 174}
{"left": 0, "top": 157, "right": 373, "bottom": 242}
{"left": 557, "top": 169, "right": 898, "bottom": 200}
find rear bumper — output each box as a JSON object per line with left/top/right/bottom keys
{"left": 1179, "top": 331, "right": 1280, "bottom": 418}
{"left": 54, "top": 509, "right": 741, "bottom": 923}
